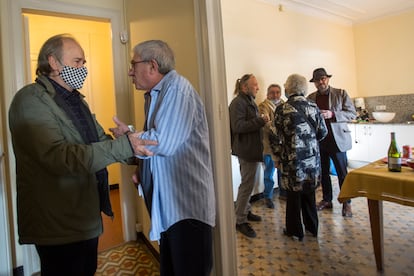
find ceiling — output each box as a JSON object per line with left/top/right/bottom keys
{"left": 262, "top": 0, "right": 414, "bottom": 25}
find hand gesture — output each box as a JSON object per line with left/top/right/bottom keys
{"left": 109, "top": 116, "right": 130, "bottom": 138}
{"left": 127, "top": 131, "right": 158, "bottom": 156}
{"left": 321, "top": 110, "right": 333, "bottom": 119}
{"left": 261, "top": 113, "right": 270, "bottom": 123}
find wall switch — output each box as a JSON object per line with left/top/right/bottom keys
{"left": 375, "top": 105, "right": 386, "bottom": 111}
{"left": 120, "top": 30, "right": 129, "bottom": 44}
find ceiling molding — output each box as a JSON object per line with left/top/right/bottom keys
{"left": 257, "top": 0, "right": 414, "bottom": 26}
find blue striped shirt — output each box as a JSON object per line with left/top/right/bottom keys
{"left": 138, "top": 70, "right": 216, "bottom": 241}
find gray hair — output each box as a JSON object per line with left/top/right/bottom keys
{"left": 133, "top": 40, "right": 175, "bottom": 74}
{"left": 36, "top": 34, "right": 78, "bottom": 76}
{"left": 234, "top": 74, "right": 253, "bottom": 95}
{"left": 284, "top": 74, "right": 308, "bottom": 97}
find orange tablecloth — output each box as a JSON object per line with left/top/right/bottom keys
{"left": 338, "top": 160, "right": 414, "bottom": 206}
{"left": 338, "top": 160, "right": 414, "bottom": 271}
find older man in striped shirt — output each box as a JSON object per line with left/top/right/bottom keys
{"left": 111, "top": 40, "right": 215, "bottom": 276}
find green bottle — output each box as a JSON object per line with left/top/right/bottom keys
{"left": 388, "top": 132, "right": 401, "bottom": 172}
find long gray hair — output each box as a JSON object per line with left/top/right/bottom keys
{"left": 133, "top": 40, "right": 175, "bottom": 74}
{"left": 234, "top": 74, "right": 253, "bottom": 95}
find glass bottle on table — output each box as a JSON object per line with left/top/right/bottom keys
{"left": 388, "top": 132, "right": 401, "bottom": 172}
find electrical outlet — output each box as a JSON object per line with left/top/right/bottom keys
{"left": 375, "top": 105, "right": 386, "bottom": 111}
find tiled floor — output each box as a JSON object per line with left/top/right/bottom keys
{"left": 236, "top": 177, "right": 414, "bottom": 275}
{"left": 98, "top": 177, "right": 414, "bottom": 275}
{"left": 96, "top": 239, "right": 160, "bottom": 275}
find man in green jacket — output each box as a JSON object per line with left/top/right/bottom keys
{"left": 8, "top": 34, "right": 156, "bottom": 276}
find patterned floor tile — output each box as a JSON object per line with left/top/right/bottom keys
{"left": 96, "top": 240, "right": 160, "bottom": 276}
{"left": 98, "top": 176, "right": 414, "bottom": 275}
{"left": 236, "top": 176, "right": 414, "bottom": 275}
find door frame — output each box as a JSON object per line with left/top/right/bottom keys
{"left": 0, "top": 123, "right": 12, "bottom": 276}
{"left": 1, "top": 0, "right": 237, "bottom": 275}
{"left": 1, "top": 0, "right": 134, "bottom": 274}
{"left": 193, "top": 1, "right": 237, "bottom": 275}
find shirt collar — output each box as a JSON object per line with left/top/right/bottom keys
{"left": 150, "top": 70, "right": 175, "bottom": 95}
{"left": 48, "top": 77, "right": 81, "bottom": 100}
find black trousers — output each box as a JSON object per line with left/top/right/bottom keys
{"left": 35, "top": 237, "right": 98, "bottom": 276}
{"left": 285, "top": 188, "right": 318, "bottom": 239}
{"left": 160, "top": 219, "right": 213, "bottom": 276}
{"left": 320, "top": 147, "right": 349, "bottom": 202}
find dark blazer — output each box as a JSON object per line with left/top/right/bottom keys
{"left": 229, "top": 93, "right": 265, "bottom": 162}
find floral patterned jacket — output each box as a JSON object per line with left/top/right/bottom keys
{"left": 270, "top": 95, "right": 328, "bottom": 191}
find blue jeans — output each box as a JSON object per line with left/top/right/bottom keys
{"left": 263, "top": 154, "right": 275, "bottom": 199}
{"left": 263, "top": 154, "right": 286, "bottom": 199}
{"left": 263, "top": 155, "right": 286, "bottom": 199}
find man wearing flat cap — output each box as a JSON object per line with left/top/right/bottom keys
{"left": 307, "top": 68, "right": 356, "bottom": 217}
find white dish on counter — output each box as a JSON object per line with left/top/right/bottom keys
{"left": 372, "top": 112, "right": 395, "bottom": 123}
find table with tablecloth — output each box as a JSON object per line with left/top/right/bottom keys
{"left": 338, "top": 160, "right": 414, "bottom": 271}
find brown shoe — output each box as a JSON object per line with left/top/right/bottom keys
{"left": 316, "top": 200, "right": 333, "bottom": 211}
{"left": 342, "top": 203, "right": 352, "bottom": 217}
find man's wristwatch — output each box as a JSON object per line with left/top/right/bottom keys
{"left": 125, "top": 125, "right": 135, "bottom": 135}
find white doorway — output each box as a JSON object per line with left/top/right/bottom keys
{"left": 0, "top": 129, "right": 12, "bottom": 276}
{"left": 2, "top": 0, "right": 236, "bottom": 274}
{"left": 22, "top": 11, "right": 124, "bottom": 251}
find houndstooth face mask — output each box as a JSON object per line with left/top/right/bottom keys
{"left": 59, "top": 65, "right": 88, "bottom": 90}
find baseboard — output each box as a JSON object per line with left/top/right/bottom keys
{"left": 137, "top": 232, "right": 160, "bottom": 261}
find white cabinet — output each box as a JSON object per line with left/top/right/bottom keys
{"left": 347, "top": 124, "right": 414, "bottom": 168}
{"left": 231, "top": 156, "right": 280, "bottom": 199}
{"left": 392, "top": 125, "right": 413, "bottom": 146}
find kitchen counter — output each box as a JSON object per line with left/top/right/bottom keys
{"left": 347, "top": 121, "right": 414, "bottom": 125}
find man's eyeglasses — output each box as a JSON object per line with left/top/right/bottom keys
{"left": 316, "top": 76, "right": 328, "bottom": 82}
{"left": 130, "top": 60, "right": 149, "bottom": 71}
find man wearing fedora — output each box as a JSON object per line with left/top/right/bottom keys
{"left": 307, "top": 68, "right": 356, "bottom": 217}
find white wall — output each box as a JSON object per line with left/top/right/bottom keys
{"left": 222, "top": 0, "right": 357, "bottom": 202}
{"left": 221, "top": 0, "right": 414, "bottom": 101}
{"left": 221, "top": 0, "right": 358, "bottom": 105}
{"left": 354, "top": 10, "right": 414, "bottom": 97}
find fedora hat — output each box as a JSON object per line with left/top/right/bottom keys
{"left": 310, "top": 68, "right": 332, "bottom": 82}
